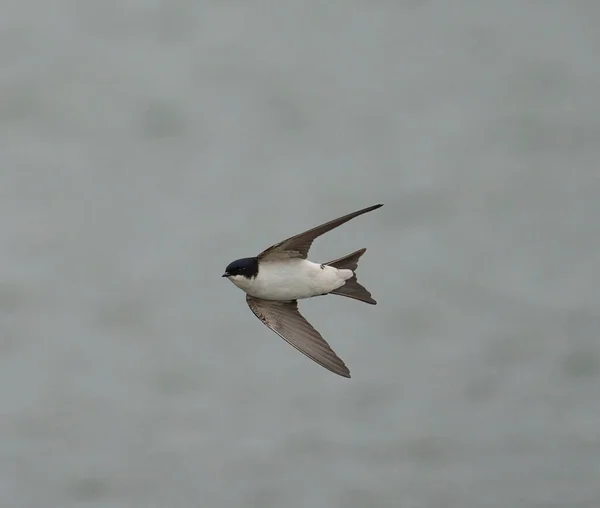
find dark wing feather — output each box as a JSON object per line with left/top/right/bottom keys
{"left": 258, "top": 204, "right": 383, "bottom": 261}
{"left": 246, "top": 295, "right": 351, "bottom": 378}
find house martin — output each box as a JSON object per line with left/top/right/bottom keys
{"left": 223, "top": 204, "right": 382, "bottom": 378}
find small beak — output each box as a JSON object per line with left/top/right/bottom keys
{"left": 222, "top": 273, "right": 229, "bottom": 278}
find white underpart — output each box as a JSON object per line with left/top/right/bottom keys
{"left": 229, "top": 259, "right": 353, "bottom": 301}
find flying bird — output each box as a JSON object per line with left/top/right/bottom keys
{"left": 222, "top": 204, "right": 382, "bottom": 378}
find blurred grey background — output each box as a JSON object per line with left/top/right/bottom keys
{"left": 1, "top": 1, "right": 599, "bottom": 507}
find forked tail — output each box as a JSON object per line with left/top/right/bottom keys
{"left": 326, "top": 248, "right": 377, "bottom": 305}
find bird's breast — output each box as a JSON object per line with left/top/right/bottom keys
{"left": 235, "top": 259, "right": 352, "bottom": 301}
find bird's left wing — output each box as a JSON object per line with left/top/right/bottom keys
{"left": 257, "top": 204, "right": 383, "bottom": 261}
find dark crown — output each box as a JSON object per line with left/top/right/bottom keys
{"left": 223, "top": 257, "right": 259, "bottom": 278}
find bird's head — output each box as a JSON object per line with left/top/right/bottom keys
{"left": 222, "top": 257, "right": 259, "bottom": 282}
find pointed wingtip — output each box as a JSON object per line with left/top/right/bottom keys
{"left": 364, "top": 203, "right": 383, "bottom": 212}
{"left": 327, "top": 361, "right": 351, "bottom": 378}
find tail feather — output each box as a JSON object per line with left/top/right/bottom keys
{"left": 326, "top": 249, "right": 377, "bottom": 305}
{"left": 325, "top": 248, "right": 366, "bottom": 271}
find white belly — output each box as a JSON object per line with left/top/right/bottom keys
{"left": 230, "top": 259, "right": 353, "bottom": 300}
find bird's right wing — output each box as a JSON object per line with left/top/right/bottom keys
{"left": 245, "top": 295, "right": 351, "bottom": 378}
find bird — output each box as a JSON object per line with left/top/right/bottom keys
{"left": 222, "top": 204, "right": 382, "bottom": 378}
